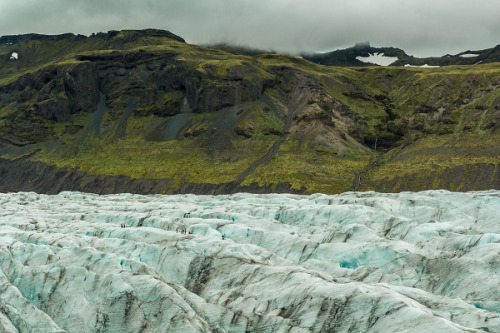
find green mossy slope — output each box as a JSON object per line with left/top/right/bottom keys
{"left": 1, "top": 30, "right": 499, "bottom": 194}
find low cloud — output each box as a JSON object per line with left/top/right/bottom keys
{"left": 1, "top": 0, "right": 499, "bottom": 57}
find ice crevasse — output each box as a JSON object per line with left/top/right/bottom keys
{"left": 0, "top": 190, "right": 499, "bottom": 332}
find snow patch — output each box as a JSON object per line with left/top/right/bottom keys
{"left": 9, "top": 52, "right": 18, "bottom": 60}
{"left": 460, "top": 53, "right": 479, "bottom": 58}
{"left": 404, "top": 63, "right": 440, "bottom": 68}
{"left": 356, "top": 52, "right": 398, "bottom": 66}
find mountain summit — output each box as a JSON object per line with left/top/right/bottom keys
{"left": 303, "top": 43, "right": 500, "bottom": 67}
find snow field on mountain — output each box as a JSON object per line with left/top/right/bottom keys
{"left": 0, "top": 190, "right": 499, "bottom": 332}
{"left": 355, "top": 52, "right": 398, "bottom": 66}
{"left": 460, "top": 54, "right": 480, "bottom": 58}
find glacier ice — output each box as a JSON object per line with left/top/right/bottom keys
{"left": 0, "top": 190, "right": 499, "bottom": 332}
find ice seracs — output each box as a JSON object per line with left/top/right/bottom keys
{"left": 0, "top": 190, "right": 499, "bottom": 332}
{"left": 356, "top": 52, "right": 398, "bottom": 66}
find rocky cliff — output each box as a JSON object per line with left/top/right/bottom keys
{"left": 0, "top": 29, "right": 499, "bottom": 194}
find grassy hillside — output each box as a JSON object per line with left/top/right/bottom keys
{"left": 1, "top": 30, "right": 499, "bottom": 194}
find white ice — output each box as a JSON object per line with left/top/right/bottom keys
{"left": 0, "top": 190, "right": 499, "bottom": 332}
{"left": 355, "top": 52, "right": 398, "bottom": 66}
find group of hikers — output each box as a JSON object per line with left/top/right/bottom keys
{"left": 120, "top": 223, "right": 226, "bottom": 240}
{"left": 176, "top": 228, "right": 226, "bottom": 240}
{"left": 176, "top": 228, "right": 193, "bottom": 235}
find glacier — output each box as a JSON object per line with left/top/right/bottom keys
{"left": 0, "top": 190, "right": 499, "bottom": 332}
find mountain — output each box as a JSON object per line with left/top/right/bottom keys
{"left": 303, "top": 42, "right": 500, "bottom": 67}
{"left": 0, "top": 29, "right": 499, "bottom": 195}
{"left": 1, "top": 190, "right": 499, "bottom": 332}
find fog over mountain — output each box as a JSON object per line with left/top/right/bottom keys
{"left": 1, "top": 0, "right": 499, "bottom": 57}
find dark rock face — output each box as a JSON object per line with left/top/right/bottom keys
{"left": 34, "top": 97, "right": 72, "bottom": 122}
{"left": 4, "top": 61, "right": 100, "bottom": 117}
{"left": 74, "top": 51, "right": 268, "bottom": 115}
{"left": 0, "top": 33, "right": 85, "bottom": 44}
{"left": 0, "top": 29, "right": 185, "bottom": 46}
{"left": 0, "top": 47, "right": 270, "bottom": 146}
{"left": 0, "top": 62, "right": 100, "bottom": 144}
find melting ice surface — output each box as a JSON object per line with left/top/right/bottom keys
{"left": 0, "top": 190, "right": 499, "bottom": 332}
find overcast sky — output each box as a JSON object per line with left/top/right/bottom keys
{"left": 1, "top": 0, "right": 499, "bottom": 57}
